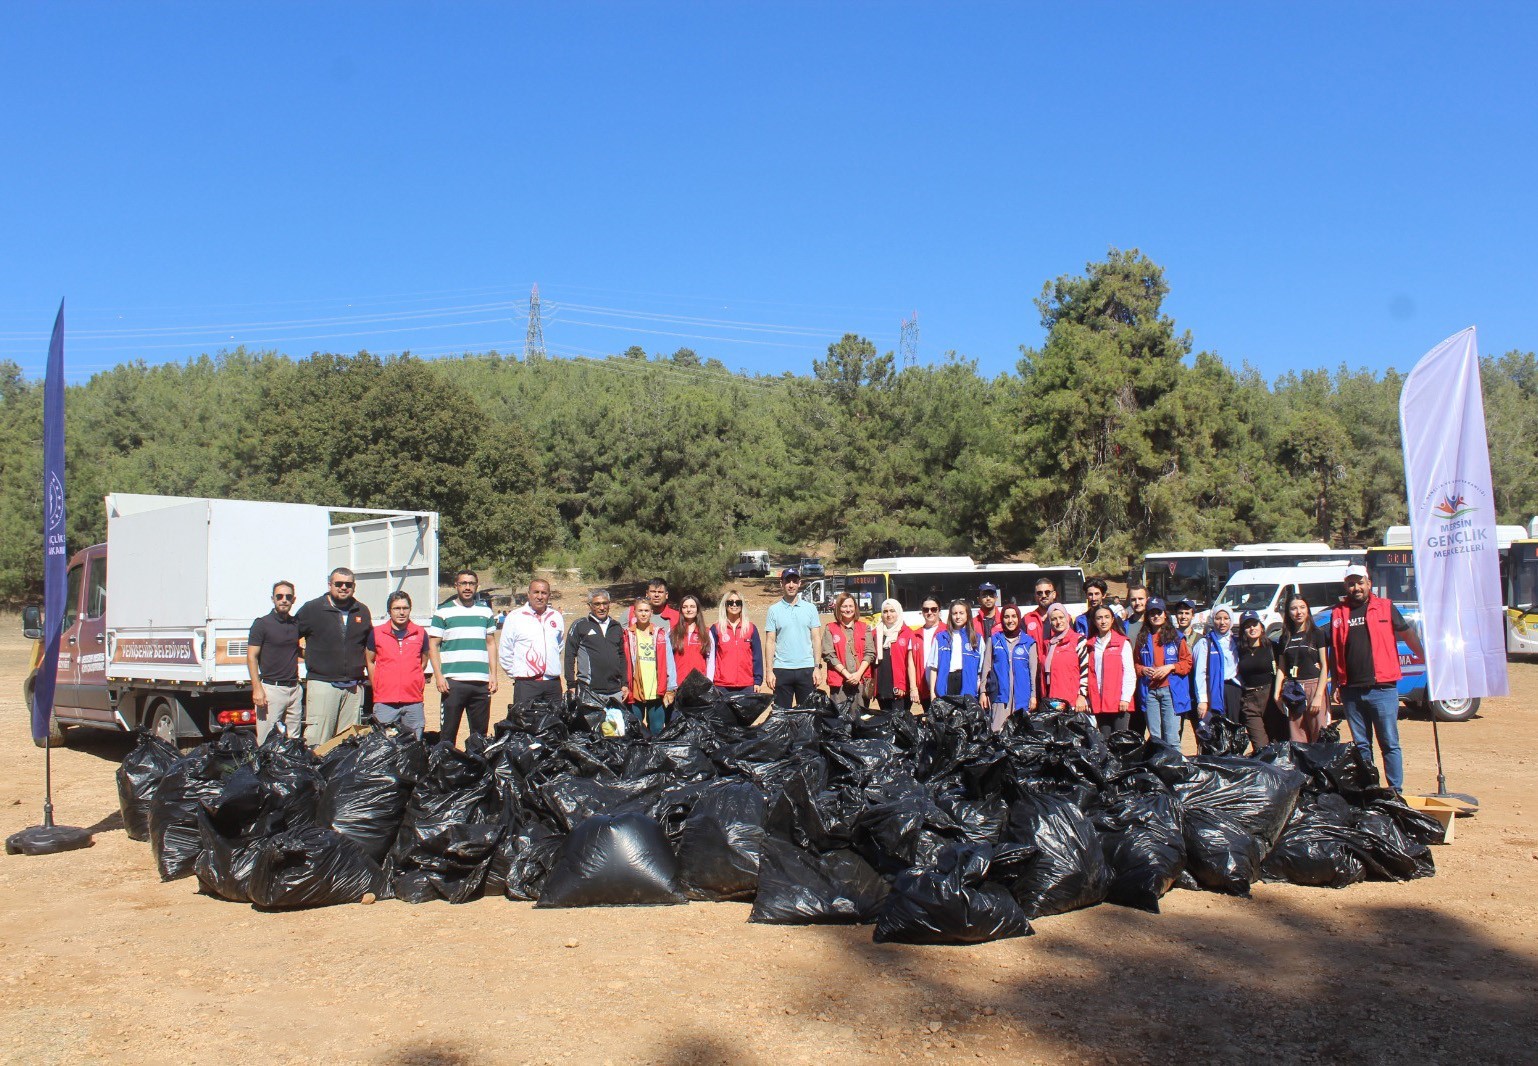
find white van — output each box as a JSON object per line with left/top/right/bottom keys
{"left": 1201, "top": 562, "right": 1350, "bottom": 638}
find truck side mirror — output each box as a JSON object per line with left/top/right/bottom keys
{"left": 21, "top": 604, "right": 42, "bottom": 640}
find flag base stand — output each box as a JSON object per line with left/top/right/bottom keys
{"left": 1427, "top": 716, "right": 1479, "bottom": 812}
{"left": 6, "top": 824, "right": 93, "bottom": 856}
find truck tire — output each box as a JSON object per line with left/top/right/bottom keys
{"left": 1430, "top": 696, "right": 1480, "bottom": 723}
{"left": 27, "top": 681, "right": 68, "bottom": 749}
{"left": 146, "top": 697, "right": 188, "bottom": 746}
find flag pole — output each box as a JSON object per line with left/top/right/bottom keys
{"left": 5, "top": 300, "right": 91, "bottom": 857}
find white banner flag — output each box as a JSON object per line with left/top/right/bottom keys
{"left": 1399, "top": 326, "right": 1509, "bottom": 700}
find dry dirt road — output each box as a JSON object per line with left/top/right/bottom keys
{"left": 2, "top": 614, "right": 1536, "bottom": 1066}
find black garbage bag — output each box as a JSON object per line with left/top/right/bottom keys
{"left": 194, "top": 807, "right": 279, "bottom": 903}
{"left": 498, "top": 822, "right": 567, "bottom": 901}
{"left": 389, "top": 744, "right": 501, "bottom": 896}
{"left": 252, "top": 734, "right": 325, "bottom": 831}
{"left": 1260, "top": 795, "right": 1368, "bottom": 888}
{"left": 934, "top": 791, "right": 1008, "bottom": 847}
{"left": 748, "top": 839, "right": 889, "bottom": 925}
{"left": 318, "top": 729, "right": 429, "bottom": 863}
{"left": 1095, "top": 787, "right": 1186, "bottom": 912}
{"left": 916, "top": 696, "right": 992, "bottom": 781}
{"left": 391, "top": 822, "right": 505, "bottom": 903}
{"left": 247, "top": 826, "right": 387, "bottom": 909}
{"left": 1174, "top": 756, "right": 1304, "bottom": 895}
{"left": 676, "top": 780, "right": 768, "bottom": 901}
{"left": 822, "top": 736, "right": 905, "bottom": 789}
{"left": 535, "top": 813, "right": 688, "bottom": 907}
{"left": 851, "top": 787, "right": 959, "bottom": 875}
{"left": 873, "top": 843, "right": 1034, "bottom": 945}
{"left": 765, "top": 771, "right": 860, "bottom": 852}
{"left": 1255, "top": 739, "right": 1382, "bottom": 801}
{"left": 1352, "top": 799, "right": 1437, "bottom": 880}
{"left": 1000, "top": 791, "right": 1112, "bottom": 918}
{"left": 535, "top": 774, "right": 629, "bottom": 832}
{"left": 116, "top": 731, "right": 182, "bottom": 841}
{"left": 149, "top": 735, "right": 254, "bottom": 881}
{"left": 1198, "top": 716, "right": 1250, "bottom": 757}
{"left": 504, "top": 695, "right": 570, "bottom": 740}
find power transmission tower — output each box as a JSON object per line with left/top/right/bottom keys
{"left": 524, "top": 284, "right": 546, "bottom": 360}
{"left": 899, "top": 311, "right": 919, "bottom": 366}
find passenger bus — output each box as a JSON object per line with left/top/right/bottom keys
{"left": 1361, "top": 545, "right": 1481, "bottom": 722}
{"left": 1141, "top": 543, "right": 1365, "bottom": 609}
{"left": 813, "top": 557, "right": 1087, "bottom": 627}
{"left": 1504, "top": 538, "right": 1538, "bottom": 656}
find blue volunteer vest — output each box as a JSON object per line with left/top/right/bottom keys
{"left": 932, "top": 630, "right": 983, "bottom": 697}
{"left": 1136, "top": 634, "right": 1193, "bottom": 715}
{"left": 1202, "top": 631, "right": 1233, "bottom": 716}
{"left": 989, "top": 632, "right": 1035, "bottom": 711}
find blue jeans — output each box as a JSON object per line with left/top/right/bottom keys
{"left": 630, "top": 699, "right": 668, "bottom": 735}
{"left": 1144, "top": 685, "right": 1179, "bottom": 744}
{"left": 1342, "top": 684, "right": 1403, "bottom": 790}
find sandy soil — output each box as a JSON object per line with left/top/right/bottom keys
{"left": 2, "top": 601, "right": 1537, "bottom": 1066}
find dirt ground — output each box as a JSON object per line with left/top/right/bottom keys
{"left": 2, "top": 596, "right": 1537, "bottom": 1066}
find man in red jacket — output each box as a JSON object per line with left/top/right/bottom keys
{"left": 1330, "top": 565, "right": 1422, "bottom": 792}
{"left": 367, "top": 591, "right": 429, "bottom": 736}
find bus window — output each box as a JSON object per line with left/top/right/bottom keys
{"left": 1508, "top": 543, "right": 1538, "bottom": 612}
{"left": 841, "top": 573, "right": 889, "bottom": 614}
{"left": 1151, "top": 557, "right": 1210, "bottom": 607}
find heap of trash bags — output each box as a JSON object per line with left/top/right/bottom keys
{"left": 116, "top": 674, "right": 1445, "bottom": 945}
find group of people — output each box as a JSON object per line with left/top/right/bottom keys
{"left": 243, "top": 561, "right": 1421, "bottom": 793}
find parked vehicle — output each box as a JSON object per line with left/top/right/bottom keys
{"left": 21, "top": 493, "right": 438, "bottom": 747}
{"left": 797, "top": 557, "right": 826, "bottom": 578}
{"left": 1360, "top": 546, "right": 1479, "bottom": 722}
{"left": 1203, "top": 562, "right": 1351, "bottom": 640}
{"left": 726, "top": 550, "right": 771, "bottom": 579}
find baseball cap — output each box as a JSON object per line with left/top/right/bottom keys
{"left": 1344, "top": 564, "right": 1369, "bottom": 579}
{"left": 1240, "top": 610, "right": 1263, "bottom": 626}
{"left": 1172, "top": 597, "right": 1195, "bottom": 610}
{"left": 978, "top": 581, "right": 999, "bottom": 594}
{"left": 1146, "top": 597, "right": 1167, "bottom": 614}
{"left": 780, "top": 567, "right": 800, "bottom": 581}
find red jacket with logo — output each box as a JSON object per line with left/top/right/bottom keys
{"left": 1330, "top": 595, "right": 1403, "bottom": 688}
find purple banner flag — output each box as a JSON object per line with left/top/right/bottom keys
{"left": 32, "top": 301, "right": 67, "bottom": 742}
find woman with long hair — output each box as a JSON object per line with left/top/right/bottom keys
{"left": 1038, "top": 603, "right": 1088, "bottom": 713}
{"left": 669, "top": 594, "right": 714, "bottom": 686}
{"left": 1234, "top": 610, "right": 1284, "bottom": 751}
{"left": 914, "top": 596, "right": 944, "bottom": 711}
{"left": 822, "top": 591, "right": 875, "bottom": 712}
{"left": 929, "top": 599, "right": 992, "bottom": 708}
{"left": 987, "top": 602, "right": 1038, "bottom": 731}
{"left": 871, "top": 598, "right": 916, "bottom": 714}
{"left": 1085, "top": 604, "right": 1134, "bottom": 736}
{"left": 1134, "top": 598, "right": 1192, "bottom": 744}
{"left": 710, "top": 590, "right": 763, "bottom": 696}
{"left": 1275, "top": 593, "right": 1330, "bottom": 742}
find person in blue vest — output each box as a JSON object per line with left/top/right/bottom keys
{"left": 1193, "top": 606, "right": 1240, "bottom": 736}
{"left": 986, "top": 603, "right": 1038, "bottom": 731}
{"left": 929, "top": 599, "right": 993, "bottom": 713}
{"left": 1073, "top": 578, "right": 1113, "bottom": 637}
{"left": 1134, "top": 598, "right": 1193, "bottom": 745}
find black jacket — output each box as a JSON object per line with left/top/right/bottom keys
{"left": 565, "top": 615, "right": 626, "bottom": 692}
{"left": 294, "top": 594, "right": 372, "bottom": 682}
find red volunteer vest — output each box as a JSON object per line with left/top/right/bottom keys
{"left": 711, "top": 621, "right": 756, "bottom": 688}
{"left": 1085, "top": 631, "right": 1128, "bottom": 715}
{"left": 1330, "top": 595, "right": 1403, "bottom": 687}
{"left": 1038, "top": 630, "right": 1083, "bottom": 704}
{"left": 370, "top": 622, "right": 427, "bottom": 704}
{"left": 673, "top": 625, "right": 710, "bottom": 683}
{"left": 827, "top": 621, "right": 869, "bottom": 688}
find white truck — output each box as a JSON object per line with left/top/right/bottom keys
{"left": 22, "top": 493, "right": 438, "bottom": 746}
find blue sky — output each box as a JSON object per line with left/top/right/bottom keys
{"left": 2, "top": 2, "right": 1534, "bottom": 383}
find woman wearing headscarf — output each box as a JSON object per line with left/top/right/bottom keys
{"left": 1085, "top": 604, "right": 1135, "bottom": 736}
{"left": 1193, "top": 607, "right": 1240, "bottom": 734}
{"left": 929, "top": 599, "right": 992, "bottom": 708}
{"left": 1037, "top": 603, "right": 1089, "bottom": 712}
{"left": 871, "top": 598, "right": 916, "bottom": 714}
{"left": 987, "top": 602, "right": 1038, "bottom": 731}
{"left": 1134, "top": 598, "right": 1192, "bottom": 744}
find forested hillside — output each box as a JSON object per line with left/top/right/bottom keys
{"left": 2, "top": 250, "right": 1535, "bottom": 601}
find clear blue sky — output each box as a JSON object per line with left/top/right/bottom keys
{"left": 2, "top": 2, "right": 1534, "bottom": 383}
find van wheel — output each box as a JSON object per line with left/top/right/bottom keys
{"left": 1430, "top": 696, "right": 1480, "bottom": 723}
{"left": 28, "top": 683, "right": 66, "bottom": 748}
{"left": 147, "top": 698, "right": 182, "bottom": 745}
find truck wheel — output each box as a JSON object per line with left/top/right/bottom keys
{"left": 146, "top": 698, "right": 183, "bottom": 745}
{"left": 27, "top": 682, "right": 67, "bottom": 748}
{"left": 1430, "top": 696, "right": 1480, "bottom": 723}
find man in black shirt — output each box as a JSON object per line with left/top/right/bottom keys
{"left": 247, "top": 580, "right": 303, "bottom": 743}
{"left": 1329, "top": 565, "right": 1423, "bottom": 791}
{"left": 565, "top": 589, "right": 627, "bottom": 708}
{"left": 294, "top": 567, "right": 372, "bottom": 746}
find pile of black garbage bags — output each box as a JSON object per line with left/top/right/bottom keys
{"left": 115, "top": 674, "right": 1445, "bottom": 945}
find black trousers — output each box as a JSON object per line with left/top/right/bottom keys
{"left": 1096, "top": 712, "right": 1130, "bottom": 737}
{"left": 440, "top": 680, "right": 491, "bottom": 747}
{"left": 772, "top": 667, "right": 817, "bottom": 708}
{"left": 512, "top": 676, "right": 563, "bottom": 710}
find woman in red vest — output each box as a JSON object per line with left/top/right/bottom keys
{"left": 913, "top": 596, "right": 943, "bottom": 711}
{"left": 823, "top": 592, "right": 875, "bottom": 712}
{"left": 366, "top": 591, "right": 429, "bottom": 737}
{"left": 1085, "top": 604, "right": 1134, "bottom": 735}
{"left": 1038, "top": 603, "right": 1088, "bottom": 712}
{"left": 670, "top": 594, "right": 714, "bottom": 686}
{"left": 710, "top": 591, "right": 763, "bottom": 695}
{"left": 870, "top": 597, "right": 916, "bottom": 713}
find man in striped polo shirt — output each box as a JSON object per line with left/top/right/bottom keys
{"left": 428, "top": 569, "right": 500, "bottom": 747}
